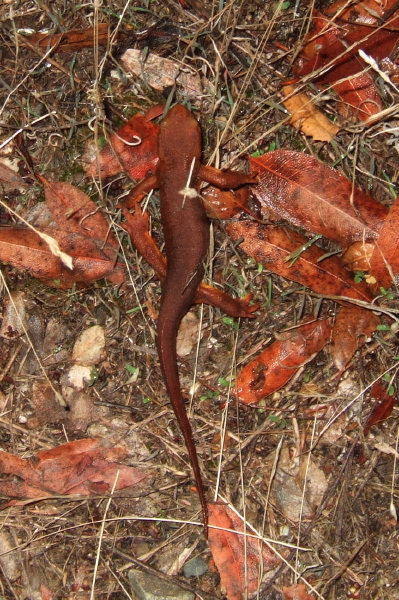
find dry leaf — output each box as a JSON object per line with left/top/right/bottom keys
{"left": 208, "top": 503, "right": 280, "bottom": 600}
{"left": 282, "top": 85, "right": 340, "bottom": 141}
{"left": 0, "top": 439, "right": 147, "bottom": 503}
{"left": 234, "top": 319, "right": 332, "bottom": 404}
{"left": 331, "top": 305, "right": 380, "bottom": 373}
{"left": 250, "top": 151, "right": 387, "bottom": 247}
{"left": 72, "top": 325, "right": 106, "bottom": 366}
{"left": 122, "top": 49, "right": 209, "bottom": 97}
{"left": 226, "top": 221, "right": 372, "bottom": 302}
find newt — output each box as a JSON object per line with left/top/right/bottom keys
{"left": 122, "top": 104, "right": 258, "bottom": 534}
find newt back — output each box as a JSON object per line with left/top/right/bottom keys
{"left": 156, "top": 105, "right": 209, "bottom": 531}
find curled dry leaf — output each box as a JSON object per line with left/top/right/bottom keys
{"left": 342, "top": 241, "right": 375, "bottom": 272}
{"left": 0, "top": 290, "right": 26, "bottom": 339}
{"left": 282, "top": 85, "right": 340, "bottom": 141}
{"left": 331, "top": 305, "right": 380, "bottom": 373}
{"left": 71, "top": 325, "right": 106, "bottom": 366}
{"left": 234, "top": 319, "right": 332, "bottom": 405}
{"left": 249, "top": 151, "right": 387, "bottom": 247}
{"left": 208, "top": 503, "right": 280, "bottom": 600}
{"left": 176, "top": 312, "right": 199, "bottom": 357}
{"left": 85, "top": 113, "right": 159, "bottom": 181}
{"left": 20, "top": 23, "right": 112, "bottom": 52}
{"left": 226, "top": 221, "right": 372, "bottom": 302}
{"left": 270, "top": 444, "right": 328, "bottom": 522}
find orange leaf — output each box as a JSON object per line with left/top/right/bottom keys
{"left": 208, "top": 503, "right": 280, "bottom": 600}
{"left": 201, "top": 185, "right": 250, "bottom": 219}
{"left": 234, "top": 319, "right": 332, "bottom": 404}
{"left": 0, "top": 227, "right": 125, "bottom": 288}
{"left": 85, "top": 113, "right": 159, "bottom": 181}
{"left": 0, "top": 439, "right": 147, "bottom": 503}
{"left": 369, "top": 195, "right": 399, "bottom": 289}
{"left": 283, "top": 583, "right": 315, "bottom": 600}
{"left": 20, "top": 24, "right": 114, "bottom": 53}
{"left": 226, "top": 221, "right": 373, "bottom": 302}
{"left": 250, "top": 151, "right": 387, "bottom": 247}
{"left": 282, "top": 85, "right": 340, "bottom": 141}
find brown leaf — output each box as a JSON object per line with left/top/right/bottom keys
{"left": 39, "top": 176, "right": 118, "bottom": 246}
{"left": 226, "top": 221, "right": 373, "bottom": 302}
{"left": 250, "top": 151, "right": 387, "bottom": 246}
{"left": 0, "top": 162, "right": 27, "bottom": 189}
{"left": 369, "top": 195, "right": 399, "bottom": 289}
{"left": 85, "top": 113, "right": 159, "bottom": 181}
{"left": 0, "top": 439, "right": 147, "bottom": 502}
{"left": 331, "top": 305, "right": 380, "bottom": 373}
{"left": 0, "top": 227, "right": 125, "bottom": 288}
{"left": 234, "top": 319, "right": 332, "bottom": 404}
{"left": 282, "top": 85, "right": 340, "bottom": 141}
{"left": 208, "top": 503, "right": 280, "bottom": 600}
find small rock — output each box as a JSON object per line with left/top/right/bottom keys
{"left": 183, "top": 557, "right": 208, "bottom": 578}
{"left": 72, "top": 325, "right": 106, "bottom": 366}
{"left": 128, "top": 569, "right": 194, "bottom": 600}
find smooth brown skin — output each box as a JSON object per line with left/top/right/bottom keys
{"left": 123, "top": 104, "right": 257, "bottom": 534}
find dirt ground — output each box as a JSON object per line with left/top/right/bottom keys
{"left": 0, "top": 0, "right": 398, "bottom": 599}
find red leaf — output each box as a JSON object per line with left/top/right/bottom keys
{"left": 295, "top": 2, "right": 399, "bottom": 83}
{"left": 364, "top": 381, "right": 397, "bottom": 434}
{"left": 293, "top": 1, "right": 399, "bottom": 121}
{"left": 208, "top": 503, "right": 280, "bottom": 600}
{"left": 234, "top": 319, "right": 332, "bottom": 404}
{"left": 250, "top": 151, "right": 387, "bottom": 247}
{"left": 85, "top": 113, "right": 159, "bottom": 181}
{"left": 226, "top": 221, "right": 373, "bottom": 302}
{"left": 0, "top": 439, "right": 147, "bottom": 502}
{"left": 333, "top": 72, "right": 383, "bottom": 122}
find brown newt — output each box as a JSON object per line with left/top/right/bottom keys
{"left": 122, "top": 104, "right": 257, "bottom": 534}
